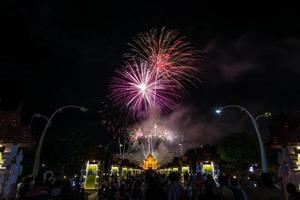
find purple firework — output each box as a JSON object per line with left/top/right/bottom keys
{"left": 109, "top": 60, "right": 180, "bottom": 117}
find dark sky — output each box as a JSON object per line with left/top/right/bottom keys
{"left": 1, "top": 1, "right": 300, "bottom": 145}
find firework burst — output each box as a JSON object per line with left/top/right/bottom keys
{"left": 129, "top": 126, "right": 176, "bottom": 143}
{"left": 128, "top": 123, "right": 177, "bottom": 155}
{"left": 109, "top": 60, "right": 180, "bottom": 117}
{"left": 126, "top": 27, "right": 200, "bottom": 88}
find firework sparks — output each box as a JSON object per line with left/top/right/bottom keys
{"left": 109, "top": 60, "right": 180, "bottom": 117}
{"left": 129, "top": 124, "right": 176, "bottom": 143}
{"left": 126, "top": 27, "right": 200, "bottom": 88}
{"left": 128, "top": 123, "right": 177, "bottom": 155}
{"left": 98, "top": 100, "right": 132, "bottom": 138}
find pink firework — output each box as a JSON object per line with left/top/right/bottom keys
{"left": 126, "top": 27, "right": 200, "bottom": 88}
{"left": 109, "top": 60, "right": 180, "bottom": 117}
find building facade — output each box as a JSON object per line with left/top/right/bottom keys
{"left": 0, "top": 104, "right": 31, "bottom": 147}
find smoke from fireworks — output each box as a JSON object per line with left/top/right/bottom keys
{"left": 109, "top": 60, "right": 180, "bottom": 117}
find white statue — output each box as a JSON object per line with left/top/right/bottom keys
{"left": 1, "top": 145, "right": 23, "bottom": 198}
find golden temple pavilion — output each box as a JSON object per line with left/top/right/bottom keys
{"left": 142, "top": 153, "right": 158, "bottom": 170}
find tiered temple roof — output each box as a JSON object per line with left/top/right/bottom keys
{"left": 142, "top": 153, "right": 158, "bottom": 170}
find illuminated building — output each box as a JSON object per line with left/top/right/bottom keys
{"left": 142, "top": 154, "right": 158, "bottom": 170}
{"left": 83, "top": 160, "right": 100, "bottom": 190}
{"left": 0, "top": 102, "right": 30, "bottom": 196}
{"left": 270, "top": 112, "right": 300, "bottom": 173}
{"left": 110, "top": 165, "right": 119, "bottom": 176}
{"left": 0, "top": 102, "right": 31, "bottom": 147}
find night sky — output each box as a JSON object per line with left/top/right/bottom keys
{"left": 1, "top": 1, "right": 300, "bottom": 146}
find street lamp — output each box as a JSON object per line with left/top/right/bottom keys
{"left": 215, "top": 105, "right": 268, "bottom": 172}
{"left": 255, "top": 112, "right": 272, "bottom": 121}
{"left": 215, "top": 109, "right": 222, "bottom": 114}
{"left": 179, "top": 143, "right": 182, "bottom": 157}
{"left": 32, "top": 105, "right": 88, "bottom": 177}
{"left": 119, "top": 144, "right": 123, "bottom": 157}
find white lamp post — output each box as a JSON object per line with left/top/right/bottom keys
{"left": 216, "top": 105, "right": 269, "bottom": 172}
{"left": 32, "top": 105, "right": 88, "bottom": 177}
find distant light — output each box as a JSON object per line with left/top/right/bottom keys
{"left": 297, "top": 146, "right": 300, "bottom": 150}
{"left": 74, "top": 175, "right": 77, "bottom": 178}
{"left": 42, "top": 163, "right": 46, "bottom": 167}
{"left": 80, "top": 107, "right": 89, "bottom": 112}
{"left": 249, "top": 166, "right": 254, "bottom": 173}
{"left": 215, "top": 108, "right": 222, "bottom": 114}
{"left": 34, "top": 113, "right": 42, "bottom": 118}
{"left": 233, "top": 175, "right": 237, "bottom": 179}
{"left": 63, "top": 176, "right": 67, "bottom": 179}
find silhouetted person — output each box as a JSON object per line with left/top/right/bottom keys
{"left": 287, "top": 183, "right": 300, "bottom": 200}
{"left": 230, "top": 177, "right": 246, "bottom": 200}
{"left": 16, "top": 175, "right": 34, "bottom": 200}
{"left": 167, "top": 172, "right": 183, "bottom": 200}
{"left": 145, "top": 174, "right": 165, "bottom": 200}
{"left": 192, "top": 173, "right": 209, "bottom": 199}
{"left": 216, "top": 175, "right": 234, "bottom": 200}
{"left": 204, "top": 175, "right": 218, "bottom": 199}
{"left": 256, "top": 173, "right": 283, "bottom": 200}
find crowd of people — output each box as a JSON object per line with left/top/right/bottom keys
{"left": 15, "top": 173, "right": 87, "bottom": 200}
{"left": 97, "top": 171, "right": 300, "bottom": 200}
{"left": 14, "top": 170, "right": 300, "bottom": 199}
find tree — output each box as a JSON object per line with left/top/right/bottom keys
{"left": 216, "top": 132, "right": 259, "bottom": 171}
{"left": 41, "top": 132, "right": 94, "bottom": 176}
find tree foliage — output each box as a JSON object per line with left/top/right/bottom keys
{"left": 216, "top": 132, "right": 259, "bottom": 170}
{"left": 42, "top": 132, "right": 94, "bottom": 176}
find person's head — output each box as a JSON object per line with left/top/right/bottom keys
{"left": 230, "top": 177, "right": 239, "bottom": 186}
{"left": 287, "top": 183, "right": 298, "bottom": 194}
{"left": 206, "top": 175, "right": 214, "bottom": 182}
{"left": 260, "top": 173, "right": 274, "bottom": 188}
{"left": 218, "top": 175, "right": 229, "bottom": 186}
{"left": 184, "top": 173, "right": 189, "bottom": 179}
{"left": 168, "top": 172, "right": 179, "bottom": 183}
{"left": 195, "top": 174, "right": 205, "bottom": 188}
{"left": 46, "top": 173, "right": 52, "bottom": 180}
{"left": 23, "top": 175, "right": 34, "bottom": 188}
{"left": 114, "top": 191, "right": 121, "bottom": 200}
